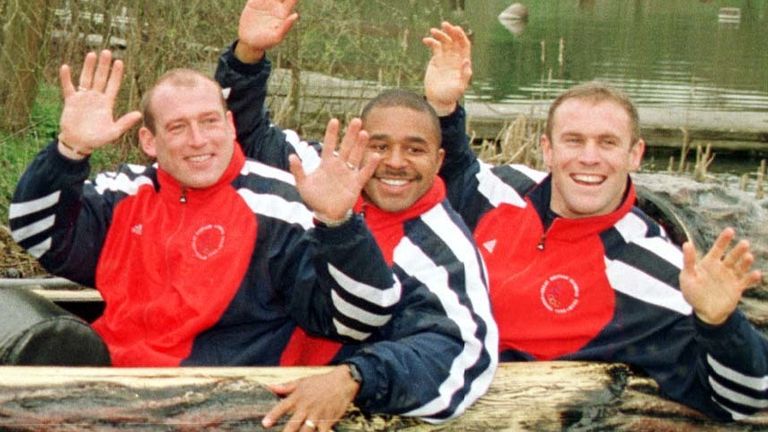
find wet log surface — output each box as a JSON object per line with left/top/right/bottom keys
{"left": 0, "top": 363, "right": 766, "bottom": 431}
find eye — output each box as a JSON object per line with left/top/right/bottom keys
{"left": 167, "top": 123, "right": 185, "bottom": 134}
{"left": 367, "top": 142, "right": 389, "bottom": 153}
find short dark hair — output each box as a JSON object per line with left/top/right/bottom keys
{"left": 140, "top": 69, "right": 226, "bottom": 133}
{"left": 361, "top": 89, "right": 441, "bottom": 144}
{"left": 546, "top": 81, "right": 641, "bottom": 145}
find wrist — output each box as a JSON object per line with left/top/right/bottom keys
{"left": 233, "top": 40, "right": 266, "bottom": 64}
{"left": 313, "top": 209, "right": 353, "bottom": 228}
{"left": 57, "top": 135, "right": 92, "bottom": 160}
{"left": 428, "top": 99, "right": 458, "bottom": 117}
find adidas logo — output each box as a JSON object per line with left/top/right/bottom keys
{"left": 131, "top": 224, "right": 143, "bottom": 235}
{"left": 483, "top": 239, "right": 497, "bottom": 253}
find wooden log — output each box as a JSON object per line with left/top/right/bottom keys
{"left": 0, "top": 363, "right": 766, "bottom": 431}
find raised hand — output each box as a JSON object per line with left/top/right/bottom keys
{"left": 58, "top": 50, "right": 142, "bottom": 159}
{"left": 422, "top": 21, "right": 473, "bottom": 116}
{"left": 262, "top": 366, "right": 360, "bottom": 432}
{"left": 290, "top": 118, "right": 380, "bottom": 223}
{"left": 680, "top": 227, "right": 763, "bottom": 325}
{"left": 236, "top": 0, "right": 299, "bottom": 63}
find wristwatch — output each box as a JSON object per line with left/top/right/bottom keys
{"left": 346, "top": 363, "right": 363, "bottom": 385}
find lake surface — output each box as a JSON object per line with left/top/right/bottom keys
{"left": 461, "top": 0, "right": 768, "bottom": 112}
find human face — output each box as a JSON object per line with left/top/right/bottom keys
{"left": 362, "top": 106, "right": 445, "bottom": 212}
{"left": 140, "top": 80, "right": 236, "bottom": 189}
{"left": 541, "top": 98, "right": 645, "bottom": 219}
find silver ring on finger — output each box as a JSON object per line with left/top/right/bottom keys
{"left": 304, "top": 419, "right": 317, "bottom": 430}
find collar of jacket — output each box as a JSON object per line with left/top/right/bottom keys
{"left": 354, "top": 176, "right": 447, "bottom": 230}
{"left": 527, "top": 174, "right": 637, "bottom": 241}
{"left": 155, "top": 141, "right": 246, "bottom": 204}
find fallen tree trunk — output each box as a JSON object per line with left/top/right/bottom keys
{"left": 0, "top": 363, "right": 766, "bottom": 431}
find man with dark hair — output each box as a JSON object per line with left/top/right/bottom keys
{"left": 213, "top": 1, "right": 498, "bottom": 430}
{"left": 424, "top": 22, "right": 768, "bottom": 420}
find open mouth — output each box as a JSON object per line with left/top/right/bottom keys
{"left": 380, "top": 178, "right": 410, "bottom": 187}
{"left": 186, "top": 154, "right": 213, "bottom": 164}
{"left": 571, "top": 174, "right": 605, "bottom": 186}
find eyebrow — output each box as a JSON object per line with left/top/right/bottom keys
{"left": 369, "top": 133, "right": 430, "bottom": 144}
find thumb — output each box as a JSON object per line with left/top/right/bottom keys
{"left": 289, "top": 154, "right": 306, "bottom": 185}
{"left": 267, "top": 381, "right": 298, "bottom": 396}
{"left": 681, "top": 241, "right": 697, "bottom": 275}
{"left": 114, "top": 111, "right": 143, "bottom": 136}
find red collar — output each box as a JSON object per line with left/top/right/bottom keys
{"left": 355, "top": 177, "right": 447, "bottom": 229}
{"left": 156, "top": 142, "right": 245, "bottom": 204}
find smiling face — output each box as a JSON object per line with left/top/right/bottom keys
{"left": 541, "top": 97, "right": 645, "bottom": 219}
{"left": 139, "top": 74, "right": 236, "bottom": 189}
{"left": 361, "top": 105, "right": 445, "bottom": 212}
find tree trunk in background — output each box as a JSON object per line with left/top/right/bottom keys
{"left": 0, "top": 0, "right": 51, "bottom": 133}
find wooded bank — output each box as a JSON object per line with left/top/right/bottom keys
{"left": 1, "top": 362, "right": 767, "bottom": 431}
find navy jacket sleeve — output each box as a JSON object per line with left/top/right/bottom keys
{"left": 283, "top": 217, "right": 403, "bottom": 343}
{"left": 8, "top": 142, "right": 122, "bottom": 287}
{"left": 438, "top": 105, "right": 495, "bottom": 232}
{"left": 341, "top": 208, "right": 498, "bottom": 422}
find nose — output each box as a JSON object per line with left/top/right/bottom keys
{"left": 383, "top": 147, "right": 407, "bottom": 169}
{"left": 578, "top": 141, "right": 600, "bottom": 164}
{"left": 188, "top": 123, "right": 206, "bottom": 148}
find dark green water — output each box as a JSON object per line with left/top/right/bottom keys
{"left": 463, "top": 0, "right": 768, "bottom": 112}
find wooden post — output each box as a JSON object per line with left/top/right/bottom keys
{"left": 0, "top": 363, "right": 766, "bottom": 430}
{"left": 0, "top": 0, "right": 52, "bottom": 132}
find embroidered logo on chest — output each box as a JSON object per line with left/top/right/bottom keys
{"left": 192, "top": 224, "right": 226, "bottom": 260}
{"left": 540, "top": 274, "right": 580, "bottom": 314}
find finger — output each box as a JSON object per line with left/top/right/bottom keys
{"left": 681, "top": 241, "right": 697, "bottom": 274}
{"left": 429, "top": 28, "right": 453, "bottom": 45}
{"left": 733, "top": 249, "right": 755, "bottom": 274}
{"left": 283, "top": 411, "right": 308, "bottom": 432}
{"left": 321, "top": 118, "right": 341, "bottom": 159}
{"left": 705, "top": 228, "right": 735, "bottom": 262}
{"left": 443, "top": 22, "right": 471, "bottom": 48}
{"left": 113, "top": 111, "right": 143, "bottom": 138}
{"left": 338, "top": 118, "right": 363, "bottom": 161}
{"left": 345, "top": 129, "right": 368, "bottom": 169}
{"left": 268, "top": 381, "right": 299, "bottom": 397}
{"left": 289, "top": 154, "right": 306, "bottom": 185}
{"left": 59, "top": 64, "right": 76, "bottom": 99}
{"left": 263, "top": 397, "right": 294, "bottom": 429}
{"left": 92, "top": 50, "right": 113, "bottom": 92}
{"left": 742, "top": 270, "right": 763, "bottom": 289}
{"left": 724, "top": 239, "right": 751, "bottom": 268}
{"left": 78, "top": 52, "right": 98, "bottom": 89}
{"left": 277, "top": 13, "right": 299, "bottom": 39}
{"left": 105, "top": 59, "right": 125, "bottom": 100}
{"left": 357, "top": 152, "right": 382, "bottom": 187}
{"left": 461, "top": 59, "right": 473, "bottom": 82}
{"left": 422, "top": 37, "right": 442, "bottom": 53}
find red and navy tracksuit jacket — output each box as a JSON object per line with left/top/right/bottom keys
{"left": 439, "top": 105, "right": 768, "bottom": 420}
{"left": 215, "top": 46, "right": 498, "bottom": 422}
{"left": 9, "top": 142, "right": 401, "bottom": 367}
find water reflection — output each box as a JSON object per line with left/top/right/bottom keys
{"left": 464, "top": 0, "right": 768, "bottom": 112}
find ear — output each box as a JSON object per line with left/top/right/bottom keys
{"left": 139, "top": 127, "right": 157, "bottom": 158}
{"left": 226, "top": 110, "right": 236, "bottom": 130}
{"left": 541, "top": 134, "right": 553, "bottom": 169}
{"left": 436, "top": 147, "right": 446, "bottom": 167}
{"left": 629, "top": 138, "right": 645, "bottom": 171}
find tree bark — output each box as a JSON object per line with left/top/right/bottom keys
{"left": 0, "top": 0, "right": 51, "bottom": 132}
{"left": 0, "top": 363, "right": 766, "bottom": 431}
